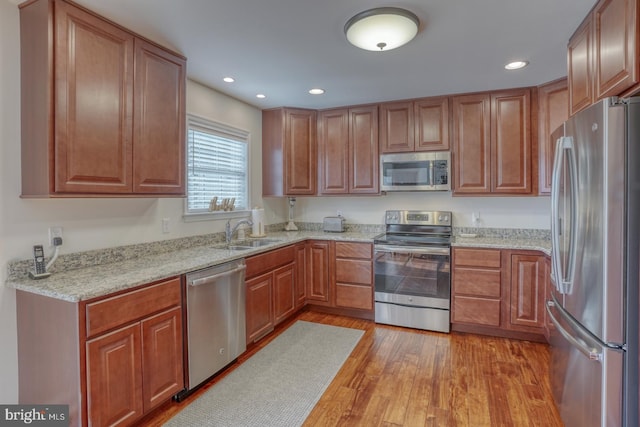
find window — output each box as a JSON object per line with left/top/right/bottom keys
{"left": 186, "top": 115, "right": 249, "bottom": 216}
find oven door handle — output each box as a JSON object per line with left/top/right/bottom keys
{"left": 374, "top": 245, "right": 450, "bottom": 256}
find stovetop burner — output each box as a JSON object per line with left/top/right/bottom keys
{"left": 374, "top": 210, "right": 452, "bottom": 247}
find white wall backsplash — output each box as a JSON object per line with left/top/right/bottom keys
{"left": 289, "top": 192, "right": 551, "bottom": 229}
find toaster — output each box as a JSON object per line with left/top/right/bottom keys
{"left": 323, "top": 216, "right": 345, "bottom": 233}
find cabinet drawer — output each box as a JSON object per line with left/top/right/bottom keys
{"left": 335, "top": 259, "right": 372, "bottom": 285}
{"left": 86, "top": 277, "right": 181, "bottom": 338}
{"left": 454, "top": 248, "right": 501, "bottom": 268}
{"left": 453, "top": 268, "right": 501, "bottom": 298}
{"left": 246, "top": 245, "right": 295, "bottom": 279}
{"left": 335, "top": 242, "right": 372, "bottom": 259}
{"left": 453, "top": 296, "right": 501, "bottom": 326}
{"left": 335, "top": 283, "right": 373, "bottom": 310}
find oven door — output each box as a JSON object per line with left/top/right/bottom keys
{"left": 374, "top": 245, "right": 450, "bottom": 309}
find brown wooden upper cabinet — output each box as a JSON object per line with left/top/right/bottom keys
{"left": 452, "top": 89, "right": 533, "bottom": 195}
{"left": 19, "top": 0, "right": 186, "bottom": 197}
{"left": 379, "top": 97, "right": 450, "bottom": 153}
{"left": 537, "top": 78, "right": 569, "bottom": 195}
{"left": 317, "top": 105, "right": 379, "bottom": 195}
{"left": 568, "top": 0, "right": 639, "bottom": 115}
{"left": 262, "top": 108, "right": 317, "bottom": 196}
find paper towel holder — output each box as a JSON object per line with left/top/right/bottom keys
{"left": 284, "top": 197, "right": 298, "bottom": 231}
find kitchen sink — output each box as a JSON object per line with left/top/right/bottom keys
{"left": 226, "top": 239, "right": 282, "bottom": 251}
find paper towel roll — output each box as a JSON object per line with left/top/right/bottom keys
{"left": 251, "top": 208, "right": 265, "bottom": 237}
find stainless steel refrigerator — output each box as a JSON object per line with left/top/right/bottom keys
{"left": 548, "top": 97, "right": 639, "bottom": 427}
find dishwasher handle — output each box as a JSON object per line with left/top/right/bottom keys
{"left": 188, "top": 264, "right": 246, "bottom": 287}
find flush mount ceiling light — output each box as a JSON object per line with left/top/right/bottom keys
{"left": 223, "top": 77, "right": 235, "bottom": 83}
{"left": 344, "top": 7, "right": 419, "bottom": 52}
{"left": 256, "top": 94, "right": 266, "bottom": 99}
{"left": 309, "top": 88, "right": 325, "bottom": 95}
{"left": 505, "top": 61, "right": 529, "bottom": 70}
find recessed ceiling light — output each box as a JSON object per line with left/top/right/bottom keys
{"left": 256, "top": 94, "right": 266, "bottom": 99}
{"left": 309, "top": 88, "right": 325, "bottom": 95}
{"left": 505, "top": 61, "right": 529, "bottom": 70}
{"left": 223, "top": 77, "right": 235, "bottom": 83}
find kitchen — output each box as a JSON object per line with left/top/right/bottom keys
{"left": 0, "top": 0, "right": 637, "bottom": 425}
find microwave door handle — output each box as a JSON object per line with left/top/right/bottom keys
{"left": 430, "top": 161, "right": 435, "bottom": 188}
{"left": 550, "top": 135, "right": 566, "bottom": 293}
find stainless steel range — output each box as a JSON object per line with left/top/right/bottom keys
{"left": 374, "top": 210, "right": 452, "bottom": 333}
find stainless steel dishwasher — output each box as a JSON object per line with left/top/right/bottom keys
{"left": 181, "top": 259, "right": 246, "bottom": 397}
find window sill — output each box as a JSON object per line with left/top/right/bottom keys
{"left": 183, "top": 210, "right": 251, "bottom": 223}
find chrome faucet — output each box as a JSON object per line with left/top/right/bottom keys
{"left": 225, "top": 219, "right": 253, "bottom": 244}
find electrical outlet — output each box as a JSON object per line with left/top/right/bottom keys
{"left": 471, "top": 212, "right": 481, "bottom": 225}
{"left": 48, "top": 226, "right": 63, "bottom": 246}
{"left": 337, "top": 210, "right": 343, "bottom": 217}
{"left": 162, "top": 218, "right": 170, "bottom": 233}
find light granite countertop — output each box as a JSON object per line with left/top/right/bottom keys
{"left": 5, "top": 231, "right": 377, "bottom": 302}
{"left": 452, "top": 236, "right": 551, "bottom": 255}
{"left": 6, "top": 229, "right": 550, "bottom": 303}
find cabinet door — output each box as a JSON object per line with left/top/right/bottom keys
{"left": 306, "top": 241, "right": 331, "bottom": 304}
{"left": 285, "top": 109, "right": 317, "bottom": 195}
{"left": 141, "top": 307, "right": 183, "bottom": 412}
{"left": 510, "top": 254, "right": 545, "bottom": 329}
{"left": 538, "top": 79, "right": 569, "bottom": 195}
{"left": 452, "top": 94, "right": 491, "bottom": 194}
{"left": 87, "top": 324, "right": 143, "bottom": 427}
{"left": 594, "top": 0, "right": 637, "bottom": 100}
{"left": 54, "top": 1, "right": 134, "bottom": 194}
{"left": 350, "top": 106, "right": 379, "bottom": 194}
{"left": 568, "top": 17, "right": 594, "bottom": 115}
{"left": 245, "top": 273, "right": 274, "bottom": 343}
{"left": 294, "top": 243, "right": 307, "bottom": 308}
{"left": 273, "top": 264, "right": 296, "bottom": 324}
{"left": 491, "top": 89, "right": 532, "bottom": 194}
{"left": 133, "top": 39, "right": 186, "bottom": 195}
{"left": 414, "top": 97, "right": 450, "bottom": 151}
{"left": 318, "top": 109, "right": 349, "bottom": 194}
{"left": 379, "top": 101, "right": 414, "bottom": 153}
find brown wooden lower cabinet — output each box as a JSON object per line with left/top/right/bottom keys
{"left": 294, "top": 243, "right": 307, "bottom": 307}
{"left": 245, "top": 272, "right": 274, "bottom": 343}
{"left": 451, "top": 247, "right": 548, "bottom": 341}
{"left": 333, "top": 242, "right": 373, "bottom": 312}
{"left": 17, "top": 276, "right": 184, "bottom": 427}
{"left": 85, "top": 279, "right": 184, "bottom": 427}
{"left": 306, "top": 240, "right": 331, "bottom": 305}
{"left": 88, "top": 307, "right": 185, "bottom": 426}
{"left": 87, "top": 324, "right": 143, "bottom": 427}
{"left": 245, "top": 245, "right": 297, "bottom": 344}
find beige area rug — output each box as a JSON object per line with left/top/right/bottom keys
{"left": 164, "top": 320, "right": 364, "bottom": 427}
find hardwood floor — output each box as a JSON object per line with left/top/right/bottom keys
{"left": 137, "top": 309, "right": 563, "bottom": 426}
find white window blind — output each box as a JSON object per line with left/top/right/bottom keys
{"left": 186, "top": 115, "right": 249, "bottom": 213}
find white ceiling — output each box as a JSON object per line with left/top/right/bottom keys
{"left": 71, "top": 0, "right": 595, "bottom": 110}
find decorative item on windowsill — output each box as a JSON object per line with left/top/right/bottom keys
{"left": 284, "top": 197, "right": 298, "bottom": 231}
{"left": 208, "top": 197, "right": 236, "bottom": 212}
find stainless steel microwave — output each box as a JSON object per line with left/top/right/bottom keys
{"left": 380, "top": 151, "right": 451, "bottom": 191}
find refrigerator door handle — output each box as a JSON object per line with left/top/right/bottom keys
{"left": 550, "top": 136, "right": 579, "bottom": 294}
{"left": 564, "top": 138, "right": 579, "bottom": 295}
{"left": 546, "top": 299, "right": 602, "bottom": 362}
{"left": 550, "top": 135, "right": 566, "bottom": 293}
